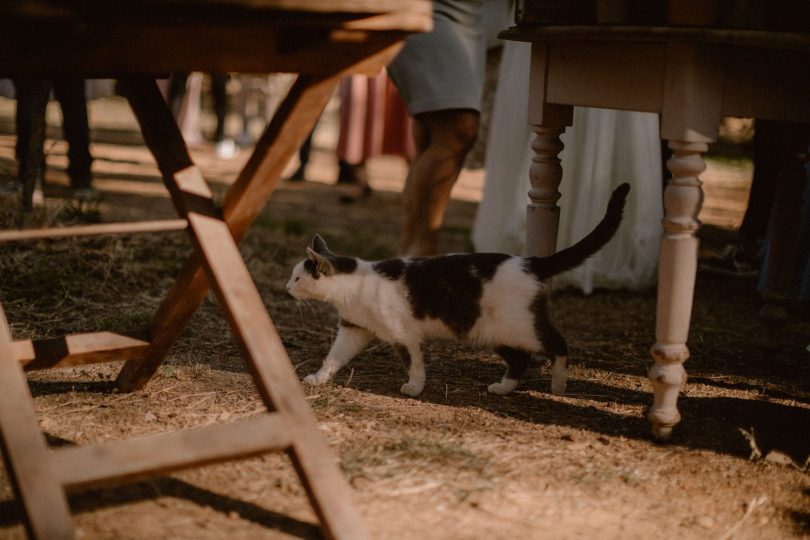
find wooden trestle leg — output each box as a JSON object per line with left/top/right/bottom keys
{"left": 114, "top": 74, "right": 339, "bottom": 392}
{"left": 114, "top": 76, "right": 368, "bottom": 539}
{"left": 1, "top": 43, "right": 403, "bottom": 539}
{"left": 0, "top": 304, "right": 74, "bottom": 539}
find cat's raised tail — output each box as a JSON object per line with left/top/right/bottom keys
{"left": 526, "top": 182, "right": 630, "bottom": 280}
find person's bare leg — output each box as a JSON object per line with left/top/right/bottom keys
{"left": 400, "top": 109, "right": 479, "bottom": 256}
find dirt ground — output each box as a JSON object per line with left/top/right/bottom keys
{"left": 0, "top": 94, "right": 809, "bottom": 540}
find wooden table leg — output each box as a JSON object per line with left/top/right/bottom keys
{"left": 649, "top": 139, "right": 705, "bottom": 440}
{"left": 184, "top": 199, "right": 367, "bottom": 539}
{"left": 115, "top": 44, "right": 404, "bottom": 392}
{"left": 114, "top": 74, "right": 339, "bottom": 392}
{"left": 114, "top": 75, "right": 370, "bottom": 539}
{"left": 0, "top": 303, "right": 74, "bottom": 539}
{"left": 648, "top": 42, "right": 721, "bottom": 440}
{"left": 526, "top": 44, "right": 576, "bottom": 395}
{"left": 525, "top": 46, "right": 574, "bottom": 262}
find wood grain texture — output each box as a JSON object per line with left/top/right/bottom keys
{"left": 54, "top": 414, "right": 292, "bottom": 492}
{"left": 500, "top": 25, "right": 810, "bottom": 50}
{"left": 0, "top": 220, "right": 188, "bottom": 243}
{"left": 117, "top": 75, "right": 370, "bottom": 538}
{"left": 115, "top": 74, "right": 339, "bottom": 391}
{"left": 185, "top": 210, "right": 369, "bottom": 540}
{"left": 0, "top": 2, "right": 429, "bottom": 76}
{"left": 13, "top": 331, "right": 150, "bottom": 371}
{"left": 0, "top": 304, "right": 74, "bottom": 539}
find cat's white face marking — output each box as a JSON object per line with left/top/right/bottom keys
{"left": 286, "top": 261, "right": 324, "bottom": 300}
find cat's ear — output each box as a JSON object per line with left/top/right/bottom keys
{"left": 306, "top": 247, "right": 335, "bottom": 276}
{"left": 312, "top": 234, "right": 330, "bottom": 254}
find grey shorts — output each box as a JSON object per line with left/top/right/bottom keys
{"left": 387, "top": 0, "right": 486, "bottom": 116}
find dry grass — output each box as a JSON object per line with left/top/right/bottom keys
{"left": 0, "top": 107, "right": 809, "bottom": 539}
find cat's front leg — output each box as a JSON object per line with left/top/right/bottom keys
{"left": 303, "top": 322, "right": 374, "bottom": 386}
{"left": 395, "top": 343, "right": 425, "bottom": 397}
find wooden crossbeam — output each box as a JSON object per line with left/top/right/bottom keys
{"left": 114, "top": 74, "right": 341, "bottom": 392}
{"left": 53, "top": 414, "right": 292, "bottom": 492}
{"left": 112, "top": 76, "right": 371, "bottom": 540}
{"left": 13, "top": 330, "right": 149, "bottom": 371}
{"left": 0, "top": 220, "right": 188, "bottom": 243}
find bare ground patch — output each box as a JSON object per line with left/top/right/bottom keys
{"left": 0, "top": 106, "right": 809, "bottom": 539}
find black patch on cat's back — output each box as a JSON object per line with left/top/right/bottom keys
{"left": 474, "top": 253, "right": 512, "bottom": 281}
{"left": 404, "top": 253, "right": 510, "bottom": 338}
{"left": 373, "top": 258, "right": 406, "bottom": 280}
{"left": 529, "top": 293, "right": 568, "bottom": 357}
{"left": 331, "top": 256, "right": 358, "bottom": 274}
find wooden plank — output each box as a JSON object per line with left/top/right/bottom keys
{"left": 0, "top": 24, "right": 405, "bottom": 76}
{"left": 545, "top": 41, "right": 666, "bottom": 114}
{"left": 185, "top": 211, "right": 368, "bottom": 540}
{"left": 0, "top": 219, "right": 187, "bottom": 243}
{"left": 1, "top": 0, "right": 432, "bottom": 20}
{"left": 13, "top": 330, "right": 150, "bottom": 371}
{"left": 53, "top": 414, "right": 292, "bottom": 492}
{"left": 500, "top": 25, "right": 810, "bottom": 51}
{"left": 0, "top": 304, "right": 74, "bottom": 539}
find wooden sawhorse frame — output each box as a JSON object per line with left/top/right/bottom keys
{"left": 0, "top": 46, "right": 404, "bottom": 538}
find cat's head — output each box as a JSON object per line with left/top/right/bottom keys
{"left": 286, "top": 234, "right": 357, "bottom": 300}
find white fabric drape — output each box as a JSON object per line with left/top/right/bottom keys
{"left": 473, "top": 41, "right": 664, "bottom": 294}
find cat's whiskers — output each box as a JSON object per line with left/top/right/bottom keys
{"left": 294, "top": 299, "right": 319, "bottom": 325}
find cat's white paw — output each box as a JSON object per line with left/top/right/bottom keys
{"left": 488, "top": 379, "right": 518, "bottom": 395}
{"left": 303, "top": 369, "right": 331, "bottom": 385}
{"left": 400, "top": 381, "right": 424, "bottom": 397}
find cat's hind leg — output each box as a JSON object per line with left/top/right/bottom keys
{"left": 488, "top": 346, "right": 531, "bottom": 395}
{"left": 532, "top": 299, "right": 569, "bottom": 395}
{"left": 541, "top": 324, "right": 569, "bottom": 395}
{"left": 395, "top": 343, "right": 426, "bottom": 397}
{"left": 303, "top": 321, "right": 374, "bottom": 385}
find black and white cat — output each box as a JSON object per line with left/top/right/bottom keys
{"left": 286, "top": 183, "right": 629, "bottom": 397}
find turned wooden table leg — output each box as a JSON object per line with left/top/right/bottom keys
{"left": 649, "top": 139, "right": 706, "bottom": 440}
{"left": 525, "top": 45, "right": 573, "bottom": 260}
{"left": 526, "top": 125, "right": 565, "bottom": 258}
{"left": 525, "top": 123, "right": 571, "bottom": 395}
{"left": 525, "top": 45, "right": 574, "bottom": 395}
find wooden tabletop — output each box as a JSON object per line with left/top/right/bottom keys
{"left": 500, "top": 24, "right": 810, "bottom": 51}
{"left": 0, "top": 0, "right": 432, "bottom": 76}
